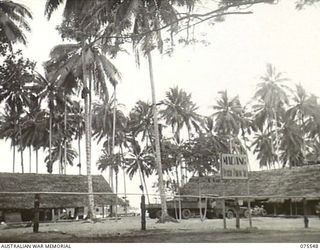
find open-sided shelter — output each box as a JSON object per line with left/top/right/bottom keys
{"left": 181, "top": 165, "right": 320, "bottom": 216}
{"left": 0, "top": 173, "right": 120, "bottom": 222}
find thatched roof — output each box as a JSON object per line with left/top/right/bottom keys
{"left": 0, "top": 173, "right": 121, "bottom": 209}
{"left": 181, "top": 165, "right": 320, "bottom": 200}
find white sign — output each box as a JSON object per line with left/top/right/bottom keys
{"left": 221, "top": 154, "right": 248, "bottom": 179}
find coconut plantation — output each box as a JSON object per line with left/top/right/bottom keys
{"left": 0, "top": 0, "right": 320, "bottom": 244}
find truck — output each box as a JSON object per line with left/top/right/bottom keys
{"left": 146, "top": 197, "right": 249, "bottom": 220}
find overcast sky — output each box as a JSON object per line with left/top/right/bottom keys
{"left": 2, "top": 0, "right": 320, "bottom": 207}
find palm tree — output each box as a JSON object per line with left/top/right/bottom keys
{"left": 0, "top": 108, "right": 18, "bottom": 172}
{"left": 0, "top": 0, "right": 32, "bottom": 48}
{"left": 279, "top": 119, "right": 304, "bottom": 168}
{"left": 161, "top": 87, "right": 201, "bottom": 141}
{"left": 212, "top": 90, "right": 244, "bottom": 153}
{"left": 92, "top": 98, "right": 126, "bottom": 190}
{"left": 160, "top": 86, "right": 201, "bottom": 185}
{"left": 124, "top": 137, "right": 154, "bottom": 204}
{"left": 129, "top": 101, "right": 154, "bottom": 144}
{"left": 253, "top": 64, "right": 290, "bottom": 166}
{"left": 251, "top": 129, "right": 277, "bottom": 169}
{"left": 97, "top": 149, "right": 121, "bottom": 217}
{"left": 0, "top": 51, "right": 36, "bottom": 173}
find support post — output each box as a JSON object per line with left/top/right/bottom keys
{"left": 248, "top": 199, "right": 252, "bottom": 228}
{"left": 33, "top": 194, "right": 40, "bottom": 233}
{"left": 235, "top": 198, "right": 240, "bottom": 229}
{"left": 303, "top": 198, "right": 309, "bottom": 228}
{"left": 141, "top": 194, "right": 146, "bottom": 231}
{"left": 222, "top": 198, "right": 226, "bottom": 229}
{"left": 51, "top": 209, "right": 55, "bottom": 222}
{"left": 102, "top": 204, "right": 104, "bottom": 218}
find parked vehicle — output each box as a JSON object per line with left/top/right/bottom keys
{"left": 146, "top": 197, "right": 249, "bottom": 220}
{"left": 250, "top": 205, "right": 267, "bottom": 217}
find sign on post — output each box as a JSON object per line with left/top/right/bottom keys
{"left": 221, "top": 154, "right": 248, "bottom": 179}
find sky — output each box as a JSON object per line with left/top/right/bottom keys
{"left": 2, "top": 0, "right": 320, "bottom": 207}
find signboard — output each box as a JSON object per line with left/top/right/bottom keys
{"left": 221, "top": 154, "right": 248, "bottom": 179}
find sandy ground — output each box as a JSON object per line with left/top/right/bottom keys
{"left": 0, "top": 216, "right": 320, "bottom": 242}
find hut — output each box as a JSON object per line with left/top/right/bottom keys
{"left": 181, "top": 165, "right": 320, "bottom": 216}
{"left": 0, "top": 172, "right": 121, "bottom": 222}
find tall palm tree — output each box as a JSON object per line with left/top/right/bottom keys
{"left": 160, "top": 86, "right": 200, "bottom": 186}
{"left": 0, "top": 108, "right": 18, "bottom": 172}
{"left": 0, "top": 0, "right": 32, "bottom": 48}
{"left": 124, "top": 137, "right": 154, "bottom": 204}
{"left": 128, "top": 100, "right": 154, "bottom": 147}
{"left": 212, "top": 90, "right": 244, "bottom": 153}
{"left": 253, "top": 64, "right": 290, "bottom": 165}
{"left": 0, "top": 51, "right": 36, "bottom": 173}
{"left": 92, "top": 98, "right": 126, "bottom": 190}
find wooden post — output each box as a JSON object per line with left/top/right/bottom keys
{"left": 273, "top": 204, "right": 277, "bottom": 217}
{"left": 33, "top": 194, "right": 40, "bottom": 233}
{"left": 222, "top": 198, "right": 226, "bottom": 229}
{"left": 303, "top": 198, "right": 309, "bottom": 228}
{"left": 248, "top": 199, "right": 252, "bottom": 228}
{"left": 290, "top": 199, "right": 293, "bottom": 216}
{"left": 51, "top": 209, "right": 55, "bottom": 222}
{"left": 235, "top": 198, "right": 240, "bottom": 229}
{"left": 141, "top": 194, "right": 146, "bottom": 231}
{"left": 102, "top": 204, "right": 104, "bottom": 218}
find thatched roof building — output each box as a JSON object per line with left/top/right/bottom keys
{"left": 0, "top": 173, "right": 120, "bottom": 209}
{"left": 181, "top": 165, "right": 320, "bottom": 200}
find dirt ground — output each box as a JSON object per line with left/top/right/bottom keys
{"left": 0, "top": 216, "right": 320, "bottom": 243}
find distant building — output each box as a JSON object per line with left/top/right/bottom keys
{"left": 181, "top": 165, "right": 320, "bottom": 216}
{"left": 0, "top": 173, "right": 123, "bottom": 223}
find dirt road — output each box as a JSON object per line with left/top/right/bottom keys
{"left": 0, "top": 217, "right": 319, "bottom": 243}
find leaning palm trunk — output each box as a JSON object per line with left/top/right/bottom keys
{"left": 147, "top": 51, "right": 168, "bottom": 221}
{"left": 82, "top": 47, "right": 95, "bottom": 219}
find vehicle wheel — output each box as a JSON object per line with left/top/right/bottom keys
{"left": 149, "top": 212, "right": 157, "bottom": 219}
{"left": 155, "top": 210, "right": 162, "bottom": 219}
{"left": 206, "top": 213, "right": 215, "bottom": 219}
{"left": 182, "top": 209, "right": 192, "bottom": 219}
{"left": 226, "top": 210, "right": 234, "bottom": 219}
{"left": 244, "top": 209, "right": 250, "bottom": 218}
{"left": 261, "top": 209, "right": 267, "bottom": 217}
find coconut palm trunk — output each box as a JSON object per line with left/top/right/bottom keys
{"left": 64, "top": 91, "right": 67, "bottom": 174}
{"left": 12, "top": 141, "right": 15, "bottom": 173}
{"left": 78, "top": 128, "right": 81, "bottom": 175}
{"left": 112, "top": 85, "right": 117, "bottom": 219}
{"left": 19, "top": 125, "right": 24, "bottom": 174}
{"left": 82, "top": 45, "right": 95, "bottom": 219}
{"left": 147, "top": 51, "right": 168, "bottom": 220}
{"left": 29, "top": 147, "right": 31, "bottom": 173}
{"left": 120, "top": 145, "right": 127, "bottom": 215}
{"left": 49, "top": 105, "right": 53, "bottom": 172}
{"left": 36, "top": 148, "right": 38, "bottom": 173}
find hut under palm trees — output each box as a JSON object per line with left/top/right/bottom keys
{"left": 0, "top": 173, "right": 122, "bottom": 223}
{"left": 181, "top": 165, "right": 320, "bottom": 216}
